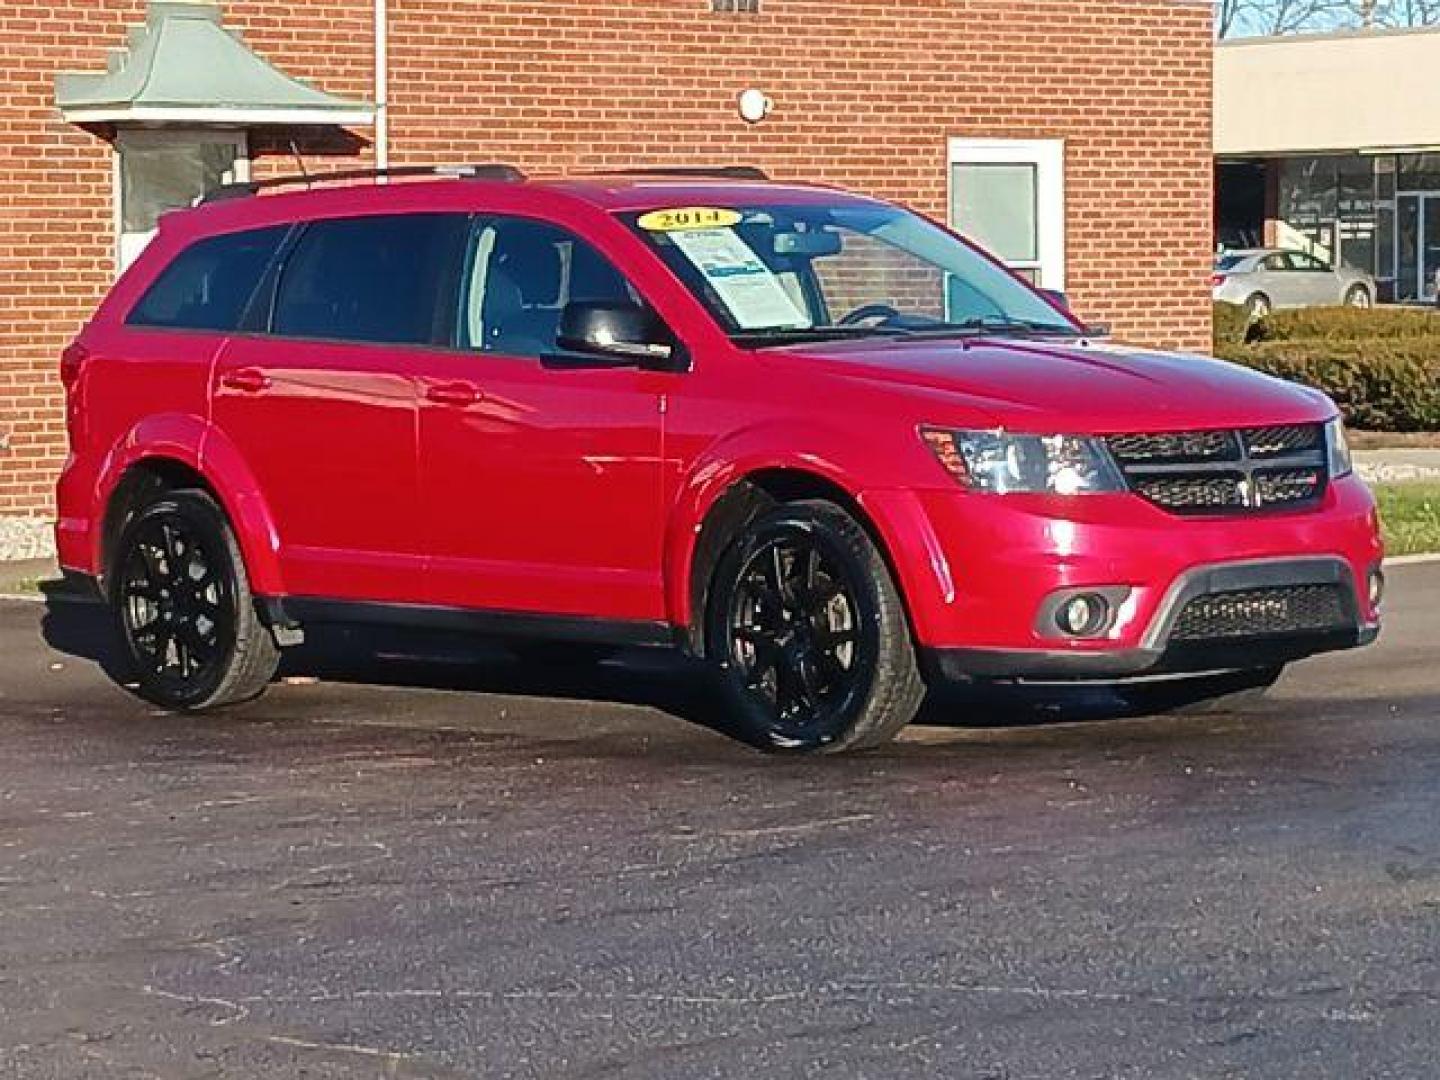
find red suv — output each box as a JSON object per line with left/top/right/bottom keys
{"left": 56, "top": 165, "right": 1383, "bottom": 753}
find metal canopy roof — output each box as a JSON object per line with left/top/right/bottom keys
{"left": 55, "top": 1, "right": 374, "bottom": 127}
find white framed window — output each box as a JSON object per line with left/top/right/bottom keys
{"left": 947, "top": 137, "right": 1066, "bottom": 291}
{"left": 114, "top": 129, "right": 250, "bottom": 273}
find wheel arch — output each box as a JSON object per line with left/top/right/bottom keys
{"left": 673, "top": 464, "right": 924, "bottom": 657}
{"left": 95, "top": 419, "right": 284, "bottom": 595}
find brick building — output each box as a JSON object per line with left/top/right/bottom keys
{"left": 0, "top": 0, "right": 1214, "bottom": 523}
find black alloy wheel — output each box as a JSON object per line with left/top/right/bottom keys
{"left": 728, "top": 532, "right": 867, "bottom": 737}
{"left": 707, "top": 500, "right": 924, "bottom": 753}
{"left": 111, "top": 489, "right": 279, "bottom": 709}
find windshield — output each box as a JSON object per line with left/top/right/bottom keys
{"left": 621, "top": 202, "right": 1080, "bottom": 343}
{"left": 1215, "top": 254, "right": 1249, "bottom": 271}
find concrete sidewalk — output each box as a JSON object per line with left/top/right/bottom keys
{"left": 1355, "top": 448, "right": 1440, "bottom": 484}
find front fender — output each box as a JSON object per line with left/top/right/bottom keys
{"left": 89, "top": 414, "right": 285, "bottom": 595}
{"left": 662, "top": 420, "right": 954, "bottom": 635}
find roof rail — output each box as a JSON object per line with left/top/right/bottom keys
{"left": 585, "top": 166, "right": 770, "bottom": 181}
{"left": 199, "top": 163, "right": 527, "bottom": 204}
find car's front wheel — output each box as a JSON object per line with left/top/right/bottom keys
{"left": 705, "top": 500, "right": 924, "bottom": 753}
{"left": 1344, "top": 284, "right": 1372, "bottom": 309}
{"left": 1245, "top": 292, "right": 1271, "bottom": 320}
{"left": 110, "top": 489, "right": 279, "bottom": 710}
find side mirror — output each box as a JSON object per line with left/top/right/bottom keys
{"left": 555, "top": 301, "right": 683, "bottom": 370}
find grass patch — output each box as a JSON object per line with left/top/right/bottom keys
{"left": 1374, "top": 482, "right": 1440, "bottom": 557}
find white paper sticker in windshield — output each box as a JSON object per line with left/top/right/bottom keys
{"left": 668, "top": 228, "right": 812, "bottom": 331}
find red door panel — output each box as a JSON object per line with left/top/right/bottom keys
{"left": 417, "top": 354, "right": 666, "bottom": 620}
{"left": 210, "top": 336, "right": 422, "bottom": 601}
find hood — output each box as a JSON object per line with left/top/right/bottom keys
{"left": 764, "top": 336, "right": 1333, "bottom": 432}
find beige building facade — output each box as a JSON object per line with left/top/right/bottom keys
{"left": 1215, "top": 26, "right": 1440, "bottom": 303}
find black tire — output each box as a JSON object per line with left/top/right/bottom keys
{"left": 1245, "top": 293, "right": 1271, "bottom": 320}
{"left": 1119, "top": 665, "right": 1283, "bottom": 717}
{"left": 704, "top": 499, "right": 924, "bottom": 753}
{"left": 109, "top": 488, "right": 278, "bottom": 710}
{"left": 1344, "top": 284, "right": 1372, "bottom": 309}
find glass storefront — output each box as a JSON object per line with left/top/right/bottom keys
{"left": 1269, "top": 153, "right": 1440, "bottom": 303}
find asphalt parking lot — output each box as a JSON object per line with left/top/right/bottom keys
{"left": 1, "top": 565, "right": 1438, "bottom": 1079}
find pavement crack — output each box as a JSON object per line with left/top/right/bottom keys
{"left": 267, "top": 1034, "right": 417, "bottom": 1064}
{"left": 705, "top": 813, "right": 876, "bottom": 839}
{"left": 140, "top": 984, "right": 249, "bottom": 1026}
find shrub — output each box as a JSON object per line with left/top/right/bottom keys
{"left": 1212, "top": 301, "right": 1252, "bottom": 348}
{"left": 1250, "top": 305, "right": 1440, "bottom": 344}
{"left": 1213, "top": 340, "right": 1440, "bottom": 431}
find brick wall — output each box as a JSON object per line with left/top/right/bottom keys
{"left": 0, "top": 0, "right": 1213, "bottom": 516}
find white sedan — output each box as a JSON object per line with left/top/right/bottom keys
{"left": 1213, "top": 249, "right": 1377, "bottom": 318}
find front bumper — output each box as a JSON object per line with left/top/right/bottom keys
{"left": 924, "top": 555, "right": 1378, "bottom": 681}
{"left": 859, "top": 475, "right": 1383, "bottom": 682}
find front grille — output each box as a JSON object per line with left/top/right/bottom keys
{"left": 1133, "top": 473, "right": 1247, "bottom": 512}
{"left": 1171, "top": 583, "right": 1349, "bottom": 641}
{"left": 1106, "top": 424, "right": 1327, "bottom": 515}
{"left": 1107, "top": 430, "right": 1237, "bottom": 465}
{"left": 1245, "top": 424, "right": 1324, "bottom": 458}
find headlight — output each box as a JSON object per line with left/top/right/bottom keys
{"left": 920, "top": 427, "right": 1126, "bottom": 494}
{"left": 1324, "top": 417, "right": 1353, "bottom": 478}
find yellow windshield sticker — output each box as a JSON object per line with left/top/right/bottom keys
{"left": 637, "top": 207, "right": 742, "bottom": 232}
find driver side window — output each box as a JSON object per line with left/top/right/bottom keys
{"left": 459, "top": 217, "right": 640, "bottom": 355}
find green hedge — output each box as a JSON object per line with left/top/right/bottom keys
{"left": 1213, "top": 301, "right": 1253, "bottom": 347}
{"left": 1210, "top": 302, "right": 1440, "bottom": 430}
{"left": 1213, "top": 340, "right": 1440, "bottom": 431}
{"left": 1251, "top": 305, "right": 1440, "bottom": 343}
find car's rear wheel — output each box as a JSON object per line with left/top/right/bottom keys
{"left": 705, "top": 500, "right": 924, "bottom": 753}
{"left": 1119, "top": 665, "right": 1283, "bottom": 717}
{"left": 1245, "top": 292, "right": 1271, "bottom": 320}
{"left": 111, "top": 489, "right": 278, "bottom": 710}
{"left": 1344, "top": 284, "right": 1372, "bottom": 309}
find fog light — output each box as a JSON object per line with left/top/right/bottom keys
{"left": 1368, "top": 568, "right": 1385, "bottom": 608}
{"left": 1057, "top": 593, "right": 1109, "bottom": 637}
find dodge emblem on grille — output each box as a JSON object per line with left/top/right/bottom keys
{"left": 1236, "top": 476, "right": 1258, "bottom": 509}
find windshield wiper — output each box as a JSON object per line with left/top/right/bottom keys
{"left": 731, "top": 325, "right": 911, "bottom": 347}
{"left": 898, "top": 317, "right": 1083, "bottom": 340}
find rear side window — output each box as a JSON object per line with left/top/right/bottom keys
{"left": 271, "top": 214, "right": 469, "bottom": 345}
{"left": 127, "top": 226, "right": 288, "bottom": 331}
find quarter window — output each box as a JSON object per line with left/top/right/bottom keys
{"left": 127, "top": 225, "right": 288, "bottom": 332}
{"left": 272, "top": 214, "right": 470, "bottom": 345}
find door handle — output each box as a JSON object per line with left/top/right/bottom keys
{"left": 424, "top": 380, "right": 483, "bottom": 407}
{"left": 221, "top": 368, "right": 271, "bottom": 393}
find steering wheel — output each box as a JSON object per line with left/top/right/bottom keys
{"left": 838, "top": 303, "right": 903, "bottom": 327}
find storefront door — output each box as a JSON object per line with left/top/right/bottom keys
{"left": 1396, "top": 193, "right": 1440, "bottom": 302}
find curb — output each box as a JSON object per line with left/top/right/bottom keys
{"left": 0, "top": 557, "right": 58, "bottom": 595}
{"left": 1385, "top": 552, "right": 1440, "bottom": 567}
